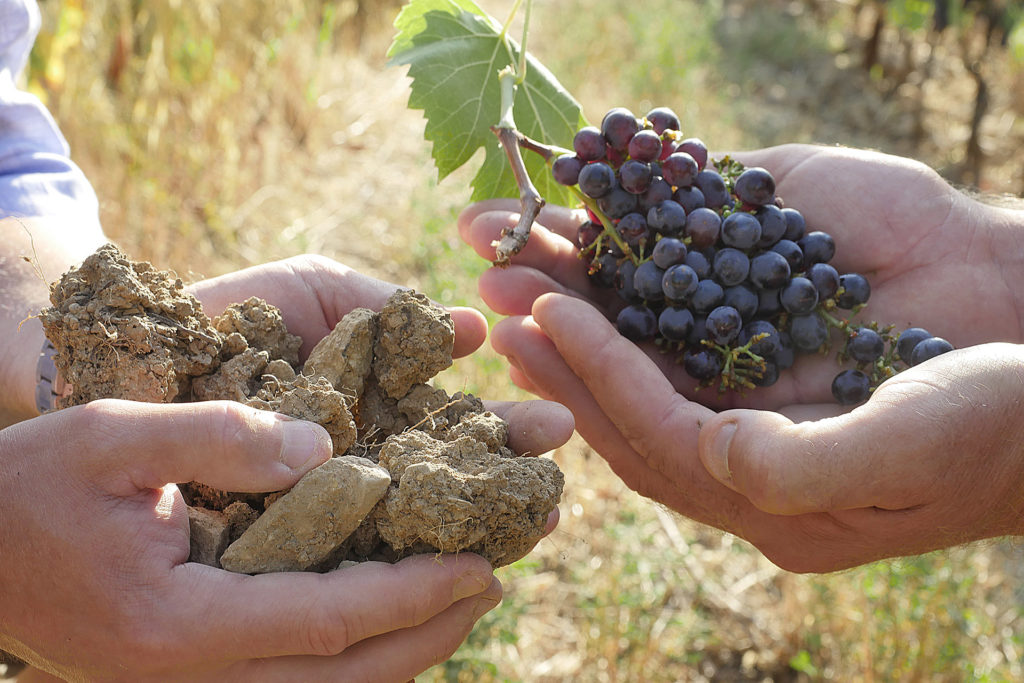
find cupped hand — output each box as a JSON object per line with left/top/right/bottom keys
{"left": 0, "top": 399, "right": 503, "bottom": 681}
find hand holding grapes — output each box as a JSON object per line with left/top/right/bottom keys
{"left": 459, "top": 143, "right": 1024, "bottom": 571}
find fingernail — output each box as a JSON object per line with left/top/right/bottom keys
{"left": 472, "top": 592, "right": 501, "bottom": 621}
{"left": 453, "top": 568, "right": 492, "bottom": 601}
{"left": 278, "top": 417, "right": 331, "bottom": 471}
{"left": 705, "top": 422, "right": 737, "bottom": 488}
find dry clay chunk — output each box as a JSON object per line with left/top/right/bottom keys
{"left": 373, "top": 290, "right": 454, "bottom": 399}
{"left": 247, "top": 374, "right": 357, "bottom": 456}
{"left": 220, "top": 456, "right": 391, "bottom": 574}
{"left": 376, "top": 431, "right": 564, "bottom": 568}
{"left": 213, "top": 297, "right": 302, "bottom": 367}
{"left": 304, "top": 307, "right": 377, "bottom": 398}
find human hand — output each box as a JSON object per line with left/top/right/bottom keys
{"left": 458, "top": 144, "right": 1024, "bottom": 571}
{"left": 0, "top": 399, "right": 504, "bottom": 681}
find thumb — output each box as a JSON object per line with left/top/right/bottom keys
{"left": 697, "top": 404, "right": 932, "bottom": 515}
{"left": 61, "top": 399, "right": 333, "bottom": 494}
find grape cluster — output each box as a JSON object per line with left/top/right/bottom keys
{"left": 550, "top": 106, "right": 954, "bottom": 405}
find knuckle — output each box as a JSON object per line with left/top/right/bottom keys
{"left": 300, "top": 602, "right": 357, "bottom": 656}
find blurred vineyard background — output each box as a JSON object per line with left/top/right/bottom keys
{"left": 19, "top": 0, "right": 1024, "bottom": 680}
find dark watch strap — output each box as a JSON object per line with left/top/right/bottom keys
{"left": 35, "top": 338, "right": 67, "bottom": 413}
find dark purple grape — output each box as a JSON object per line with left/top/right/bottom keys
{"left": 836, "top": 273, "right": 871, "bottom": 309}
{"left": 757, "top": 288, "right": 782, "bottom": 318}
{"left": 640, "top": 177, "right": 674, "bottom": 213}
{"left": 579, "top": 162, "right": 616, "bottom": 198}
{"left": 832, "top": 369, "right": 871, "bottom": 405}
{"left": 684, "top": 250, "right": 712, "bottom": 279}
{"left": 896, "top": 327, "right": 931, "bottom": 362}
{"left": 672, "top": 185, "right": 705, "bottom": 214}
{"left": 720, "top": 212, "right": 762, "bottom": 250}
{"left": 798, "top": 231, "right": 836, "bottom": 268}
{"left": 734, "top": 167, "right": 776, "bottom": 207}
{"left": 789, "top": 313, "right": 828, "bottom": 352}
{"left": 652, "top": 237, "right": 687, "bottom": 269}
{"left": 686, "top": 315, "right": 708, "bottom": 347}
{"left": 684, "top": 207, "right": 722, "bottom": 249}
{"left": 910, "top": 337, "right": 954, "bottom": 366}
{"left": 552, "top": 154, "right": 584, "bottom": 186}
{"left": 847, "top": 327, "right": 884, "bottom": 363}
{"left": 706, "top": 306, "right": 743, "bottom": 345}
{"left": 599, "top": 187, "right": 638, "bottom": 219}
{"left": 662, "top": 152, "right": 699, "bottom": 188}
{"left": 658, "top": 306, "right": 694, "bottom": 341}
{"left": 589, "top": 252, "right": 618, "bottom": 288}
{"left": 647, "top": 200, "right": 688, "bottom": 237}
{"left": 755, "top": 204, "right": 787, "bottom": 248}
{"left": 712, "top": 248, "right": 750, "bottom": 287}
{"left": 616, "top": 212, "right": 649, "bottom": 248}
{"left": 627, "top": 129, "right": 663, "bottom": 162}
{"left": 684, "top": 348, "right": 724, "bottom": 381}
{"left": 748, "top": 251, "right": 791, "bottom": 290}
{"left": 677, "top": 138, "right": 708, "bottom": 170}
{"left": 576, "top": 221, "right": 601, "bottom": 251}
{"left": 691, "top": 279, "right": 725, "bottom": 315}
{"left": 662, "top": 263, "right": 699, "bottom": 303}
{"left": 772, "top": 331, "right": 795, "bottom": 370}
{"left": 617, "top": 304, "right": 658, "bottom": 341}
{"left": 619, "top": 160, "right": 653, "bottom": 194}
{"left": 770, "top": 239, "right": 803, "bottom": 272}
{"left": 753, "top": 360, "right": 780, "bottom": 387}
{"left": 781, "top": 208, "right": 806, "bottom": 241}
{"left": 724, "top": 284, "right": 758, "bottom": 322}
{"left": 645, "top": 107, "right": 681, "bottom": 135}
{"left": 601, "top": 107, "right": 639, "bottom": 151}
{"left": 780, "top": 276, "right": 819, "bottom": 315}
{"left": 573, "top": 127, "right": 606, "bottom": 162}
{"left": 633, "top": 261, "right": 666, "bottom": 302}
{"left": 695, "top": 170, "right": 732, "bottom": 210}
{"left": 739, "top": 320, "right": 781, "bottom": 357}
{"left": 615, "top": 260, "right": 640, "bottom": 303}
{"left": 806, "top": 263, "right": 840, "bottom": 300}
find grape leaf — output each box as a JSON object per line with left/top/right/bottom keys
{"left": 388, "top": 0, "right": 586, "bottom": 205}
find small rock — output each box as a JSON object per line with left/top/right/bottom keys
{"left": 304, "top": 307, "right": 378, "bottom": 399}
{"left": 188, "top": 506, "right": 231, "bottom": 567}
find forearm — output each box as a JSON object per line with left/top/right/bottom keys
{"left": 0, "top": 216, "right": 105, "bottom": 426}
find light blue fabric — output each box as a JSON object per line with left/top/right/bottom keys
{"left": 0, "top": 0, "right": 100, "bottom": 223}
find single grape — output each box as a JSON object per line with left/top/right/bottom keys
{"left": 615, "top": 260, "right": 640, "bottom": 303}
{"left": 677, "top": 138, "right": 708, "bottom": 170}
{"left": 806, "top": 263, "right": 840, "bottom": 300}
{"left": 789, "top": 313, "right": 828, "bottom": 351}
{"left": 772, "top": 331, "right": 795, "bottom": 370}
{"left": 712, "top": 248, "right": 750, "bottom": 287}
{"left": 601, "top": 107, "right": 639, "bottom": 151}
{"left": 599, "top": 186, "right": 639, "bottom": 219}
{"left": 589, "top": 252, "right": 618, "bottom": 288}
{"left": 770, "top": 239, "right": 803, "bottom": 272}
{"left": 683, "top": 348, "right": 724, "bottom": 381}
{"left": 896, "top": 327, "right": 931, "bottom": 362}
{"left": 757, "top": 288, "right": 783, "bottom": 318}
{"left": 832, "top": 369, "right": 871, "bottom": 405}
{"left": 720, "top": 212, "right": 762, "bottom": 250}
{"left": 662, "top": 152, "right": 699, "bottom": 188}
{"left": 780, "top": 276, "right": 819, "bottom": 315}
{"left": 652, "top": 237, "right": 688, "bottom": 268}
{"left": 748, "top": 251, "right": 792, "bottom": 290}
{"left": 627, "top": 129, "right": 664, "bottom": 162}
{"left": 662, "top": 263, "right": 699, "bottom": 303}
{"left": 672, "top": 185, "right": 706, "bottom": 214}
{"left": 573, "top": 127, "right": 606, "bottom": 162}
{"left": 686, "top": 315, "right": 708, "bottom": 347}
{"left": 695, "top": 170, "right": 733, "bottom": 210}
{"left": 910, "top": 337, "right": 954, "bottom": 366}
{"left": 781, "top": 207, "right": 806, "bottom": 241}
{"left": 552, "top": 154, "right": 584, "bottom": 186}
{"left": 616, "top": 304, "right": 658, "bottom": 341}
{"left": 798, "top": 231, "right": 836, "bottom": 268}
{"left": 739, "top": 320, "right": 781, "bottom": 357}
{"left": 616, "top": 212, "right": 649, "bottom": 248}
{"left": 640, "top": 177, "right": 675, "bottom": 213}
{"left": 684, "top": 207, "right": 722, "bottom": 248}
{"left": 658, "top": 306, "right": 694, "bottom": 341}
{"left": 691, "top": 279, "right": 726, "bottom": 315}
{"left": 755, "top": 204, "right": 787, "bottom": 248}
{"left": 645, "top": 107, "right": 681, "bottom": 135}
{"left": 753, "top": 360, "right": 780, "bottom": 387}
{"left": 619, "top": 159, "right": 653, "bottom": 194}
{"left": 633, "top": 261, "right": 666, "bottom": 302}
{"left": 734, "top": 167, "right": 776, "bottom": 207}
{"left": 578, "top": 162, "right": 616, "bottom": 198}
{"left": 847, "top": 327, "right": 885, "bottom": 363}
{"left": 684, "top": 250, "right": 712, "bottom": 279}
{"left": 576, "top": 221, "right": 602, "bottom": 251}
{"left": 724, "top": 284, "right": 759, "bottom": 322}
{"left": 706, "top": 306, "right": 743, "bottom": 345}
{"left": 647, "top": 200, "right": 688, "bottom": 237}
{"left": 836, "top": 273, "right": 871, "bottom": 309}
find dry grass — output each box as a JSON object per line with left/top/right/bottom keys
{"left": 23, "top": 0, "right": 1024, "bottom": 680}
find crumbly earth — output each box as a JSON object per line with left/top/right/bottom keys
{"left": 39, "top": 244, "right": 564, "bottom": 571}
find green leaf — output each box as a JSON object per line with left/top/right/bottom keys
{"left": 389, "top": 0, "right": 586, "bottom": 205}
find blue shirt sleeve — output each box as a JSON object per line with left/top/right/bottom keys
{"left": 0, "top": 0, "right": 101, "bottom": 223}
